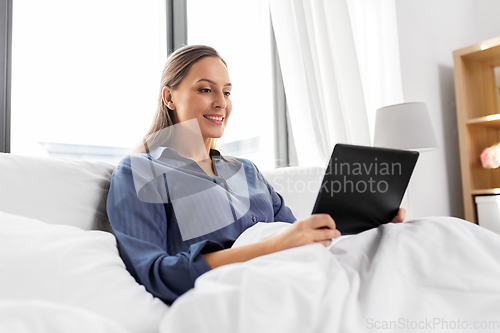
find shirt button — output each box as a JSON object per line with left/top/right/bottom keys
{"left": 252, "top": 216, "right": 257, "bottom": 222}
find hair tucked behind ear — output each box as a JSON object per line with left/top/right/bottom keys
{"left": 132, "top": 45, "right": 226, "bottom": 154}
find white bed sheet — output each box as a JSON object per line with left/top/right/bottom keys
{"left": 160, "top": 217, "right": 500, "bottom": 333}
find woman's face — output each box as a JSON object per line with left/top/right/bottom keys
{"left": 163, "top": 56, "right": 232, "bottom": 142}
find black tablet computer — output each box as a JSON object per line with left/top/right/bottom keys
{"left": 311, "top": 144, "right": 419, "bottom": 235}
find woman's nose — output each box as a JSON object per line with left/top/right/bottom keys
{"left": 213, "top": 92, "right": 227, "bottom": 109}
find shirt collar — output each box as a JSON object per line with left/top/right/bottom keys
{"left": 148, "top": 146, "right": 169, "bottom": 160}
{"left": 148, "top": 146, "right": 222, "bottom": 161}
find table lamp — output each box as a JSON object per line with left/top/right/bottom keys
{"left": 373, "top": 102, "right": 438, "bottom": 220}
{"left": 373, "top": 102, "right": 438, "bottom": 152}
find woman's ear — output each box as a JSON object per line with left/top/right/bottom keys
{"left": 162, "top": 86, "right": 176, "bottom": 110}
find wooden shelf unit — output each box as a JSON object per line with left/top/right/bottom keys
{"left": 453, "top": 36, "right": 500, "bottom": 223}
{"left": 471, "top": 188, "right": 500, "bottom": 195}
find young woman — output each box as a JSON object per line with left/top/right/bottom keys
{"left": 107, "top": 45, "right": 405, "bottom": 305}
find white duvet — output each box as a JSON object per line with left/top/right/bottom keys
{"left": 160, "top": 217, "right": 500, "bottom": 333}
{"left": 0, "top": 300, "right": 129, "bottom": 333}
{"left": 2, "top": 212, "right": 500, "bottom": 333}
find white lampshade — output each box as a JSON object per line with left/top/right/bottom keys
{"left": 373, "top": 102, "right": 438, "bottom": 152}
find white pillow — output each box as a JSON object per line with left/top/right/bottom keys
{"left": 0, "top": 211, "right": 169, "bottom": 333}
{"left": 0, "top": 153, "right": 115, "bottom": 230}
{"left": 261, "top": 166, "right": 325, "bottom": 220}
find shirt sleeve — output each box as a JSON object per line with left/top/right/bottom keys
{"left": 251, "top": 161, "right": 297, "bottom": 223}
{"left": 106, "top": 158, "right": 223, "bottom": 305}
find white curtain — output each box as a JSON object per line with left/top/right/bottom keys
{"left": 346, "top": 0, "right": 404, "bottom": 141}
{"left": 270, "top": 0, "right": 403, "bottom": 167}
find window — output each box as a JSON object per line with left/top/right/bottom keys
{"left": 11, "top": 0, "right": 167, "bottom": 164}
{"left": 11, "top": 0, "right": 277, "bottom": 168}
{"left": 187, "top": 0, "right": 275, "bottom": 170}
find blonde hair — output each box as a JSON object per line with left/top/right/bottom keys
{"left": 133, "top": 45, "right": 227, "bottom": 154}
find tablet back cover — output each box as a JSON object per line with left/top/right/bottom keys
{"left": 312, "top": 144, "right": 419, "bottom": 235}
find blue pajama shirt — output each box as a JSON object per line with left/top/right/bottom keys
{"left": 106, "top": 147, "right": 296, "bottom": 305}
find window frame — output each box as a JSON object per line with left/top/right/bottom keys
{"left": 0, "top": 0, "right": 12, "bottom": 153}
{"left": 166, "top": 0, "right": 187, "bottom": 55}
{"left": 271, "top": 21, "right": 290, "bottom": 167}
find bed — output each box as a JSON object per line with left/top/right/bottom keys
{"left": 1, "top": 153, "right": 499, "bottom": 333}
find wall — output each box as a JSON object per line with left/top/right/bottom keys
{"left": 395, "top": 0, "right": 500, "bottom": 219}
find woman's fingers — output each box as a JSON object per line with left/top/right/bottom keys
{"left": 320, "top": 239, "right": 332, "bottom": 247}
{"left": 295, "top": 214, "right": 341, "bottom": 243}
{"left": 274, "top": 215, "right": 341, "bottom": 251}
{"left": 316, "top": 227, "right": 340, "bottom": 240}
{"left": 307, "top": 214, "right": 337, "bottom": 230}
{"left": 392, "top": 207, "right": 406, "bottom": 223}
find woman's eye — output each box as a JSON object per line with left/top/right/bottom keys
{"left": 199, "top": 88, "right": 211, "bottom": 93}
{"left": 224, "top": 91, "right": 231, "bottom": 97}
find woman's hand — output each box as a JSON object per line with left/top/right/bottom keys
{"left": 391, "top": 207, "right": 406, "bottom": 223}
{"left": 203, "top": 214, "right": 340, "bottom": 269}
{"left": 204, "top": 210, "right": 403, "bottom": 270}
{"left": 265, "top": 214, "right": 341, "bottom": 253}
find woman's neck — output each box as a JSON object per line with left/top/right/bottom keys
{"left": 166, "top": 121, "right": 212, "bottom": 162}
{"left": 168, "top": 137, "right": 214, "bottom": 176}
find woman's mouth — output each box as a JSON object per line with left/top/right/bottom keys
{"left": 203, "top": 115, "right": 224, "bottom": 125}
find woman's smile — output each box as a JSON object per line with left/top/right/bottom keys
{"left": 203, "top": 114, "right": 225, "bottom": 125}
